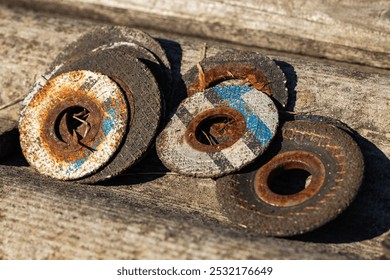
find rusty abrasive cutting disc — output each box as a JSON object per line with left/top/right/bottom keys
{"left": 36, "top": 48, "right": 164, "bottom": 183}
{"left": 156, "top": 85, "right": 279, "bottom": 178}
{"left": 19, "top": 70, "right": 128, "bottom": 180}
{"left": 216, "top": 120, "right": 364, "bottom": 237}
{"left": 183, "top": 50, "right": 288, "bottom": 107}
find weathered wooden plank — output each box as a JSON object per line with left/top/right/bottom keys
{"left": 0, "top": 165, "right": 359, "bottom": 260}
{"left": 0, "top": 5, "right": 389, "bottom": 259}
{"left": 1, "top": 5, "right": 389, "bottom": 155}
{"left": 1, "top": 0, "right": 389, "bottom": 69}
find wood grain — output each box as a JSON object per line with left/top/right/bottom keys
{"left": 1, "top": 165, "right": 360, "bottom": 260}
{"left": 1, "top": 0, "right": 389, "bottom": 69}
{"left": 0, "top": 4, "right": 389, "bottom": 259}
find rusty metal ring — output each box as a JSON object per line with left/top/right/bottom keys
{"left": 254, "top": 151, "right": 326, "bottom": 207}
{"left": 44, "top": 95, "right": 103, "bottom": 156}
{"left": 184, "top": 107, "right": 247, "bottom": 152}
{"left": 156, "top": 84, "right": 278, "bottom": 178}
{"left": 19, "top": 70, "right": 128, "bottom": 180}
{"left": 216, "top": 120, "right": 364, "bottom": 237}
{"left": 183, "top": 50, "right": 288, "bottom": 107}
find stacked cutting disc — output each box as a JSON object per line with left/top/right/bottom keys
{"left": 19, "top": 29, "right": 365, "bottom": 237}
{"left": 19, "top": 26, "right": 171, "bottom": 183}
{"left": 156, "top": 50, "right": 365, "bottom": 237}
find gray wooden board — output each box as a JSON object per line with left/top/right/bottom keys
{"left": 1, "top": 0, "right": 389, "bottom": 69}
{"left": 0, "top": 5, "right": 389, "bottom": 259}
{"left": 0, "top": 165, "right": 358, "bottom": 260}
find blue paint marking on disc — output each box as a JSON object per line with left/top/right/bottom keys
{"left": 67, "top": 157, "right": 88, "bottom": 174}
{"left": 213, "top": 85, "right": 273, "bottom": 145}
{"left": 102, "top": 108, "right": 120, "bottom": 136}
{"left": 156, "top": 84, "right": 278, "bottom": 178}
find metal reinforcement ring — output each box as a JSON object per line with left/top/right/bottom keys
{"left": 19, "top": 70, "right": 128, "bottom": 180}
{"left": 254, "top": 151, "right": 326, "bottom": 207}
{"left": 156, "top": 84, "right": 279, "bottom": 178}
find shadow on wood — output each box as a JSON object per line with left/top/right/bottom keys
{"left": 292, "top": 132, "right": 390, "bottom": 243}
{"left": 274, "top": 60, "right": 298, "bottom": 112}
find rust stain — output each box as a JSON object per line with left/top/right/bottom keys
{"left": 254, "top": 151, "right": 326, "bottom": 207}
{"left": 188, "top": 63, "right": 271, "bottom": 96}
{"left": 42, "top": 90, "right": 104, "bottom": 162}
{"left": 184, "top": 107, "right": 246, "bottom": 152}
{"left": 196, "top": 62, "right": 206, "bottom": 91}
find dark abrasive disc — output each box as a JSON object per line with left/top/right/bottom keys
{"left": 216, "top": 120, "right": 364, "bottom": 237}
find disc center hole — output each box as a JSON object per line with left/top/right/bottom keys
{"left": 268, "top": 167, "right": 312, "bottom": 195}
{"left": 55, "top": 106, "right": 91, "bottom": 143}
{"left": 195, "top": 115, "right": 237, "bottom": 146}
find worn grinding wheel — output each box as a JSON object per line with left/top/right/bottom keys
{"left": 19, "top": 71, "right": 128, "bottom": 180}
{"left": 216, "top": 120, "right": 364, "bottom": 236}
{"left": 23, "top": 48, "right": 163, "bottom": 183}
{"left": 156, "top": 85, "right": 278, "bottom": 178}
{"left": 183, "top": 50, "right": 288, "bottom": 107}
